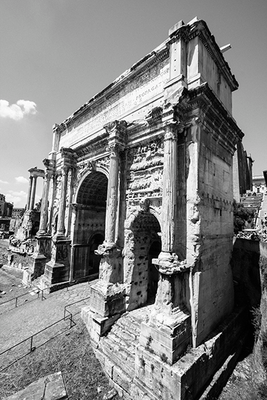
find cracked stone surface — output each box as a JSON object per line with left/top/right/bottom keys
{"left": 3, "top": 371, "right": 67, "bottom": 400}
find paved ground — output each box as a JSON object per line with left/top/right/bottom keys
{"left": 0, "top": 268, "right": 94, "bottom": 353}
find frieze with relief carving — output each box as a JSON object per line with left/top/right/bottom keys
{"left": 126, "top": 138, "right": 164, "bottom": 200}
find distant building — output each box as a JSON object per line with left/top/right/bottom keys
{"left": 0, "top": 194, "right": 5, "bottom": 216}
{"left": 0, "top": 194, "right": 14, "bottom": 236}
{"left": 253, "top": 174, "right": 267, "bottom": 194}
{"left": 12, "top": 208, "right": 25, "bottom": 219}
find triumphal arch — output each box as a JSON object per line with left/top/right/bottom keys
{"left": 33, "top": 17, "right": 245, "bottom": 399}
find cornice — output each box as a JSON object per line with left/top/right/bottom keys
{"left": 184, "top": 83, "right": 244, "bottom": 154}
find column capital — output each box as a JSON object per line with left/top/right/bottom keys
{"left": 105, "top": 120, "right": 127, "bottom": 151}
{"left": 163, "top": 120, "right": 178, "bottom": 141}
{"left": 28, "top": 167, "right": 45, "bottom": 179}
{"left": 59, "top": 147, "right": 77, "bottom": 171}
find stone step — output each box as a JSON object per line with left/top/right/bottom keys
{"left": 99, "top": 305, "right": 154, "bottom": 388}
{"left": 101, "top": 337, "right": 136, "bottom": 377}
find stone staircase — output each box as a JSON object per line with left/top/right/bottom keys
{"left": 97, "top": 305, "right": 153, "bottom": 393}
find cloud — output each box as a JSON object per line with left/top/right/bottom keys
{"left": 0, "top": 179, "right": 8, "bottom": 184}
{"left": 6, "top": 190, "right": 27, "bottom": 205}
{"left": 0, "top": 99, "right": 37, "bottom": 120}
{"left": 15, "top": 176, "right": 28, "bottom": 184}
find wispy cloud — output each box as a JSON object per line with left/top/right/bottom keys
{"left": 0, "top": 99, "right": 37, "bottom": 120}
{"left": 0, "top": 179, "right": 8, "bottom": 184}
{"left": 15, "top": 176, "right": 28, "bottom": 184}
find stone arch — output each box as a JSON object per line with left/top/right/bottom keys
{"left": 74, "top": 165, "right": 109, "bottom": 203}
{"left": 72, "top": 170, "right": 108, "bottom": 280}
{"left": 124, "top": 209, "right": 161, "bottom": 311}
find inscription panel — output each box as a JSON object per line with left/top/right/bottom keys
{"left": 60, "top": 59, "right": 169, "bottom": 149}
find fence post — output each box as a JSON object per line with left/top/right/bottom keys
{"left": 69, "top": 313, "right": 73, "bottom": 328}
{"left": 30, "top": 336, "right": 33, "bottom": 352}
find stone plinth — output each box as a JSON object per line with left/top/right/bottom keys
{"left": 82, "top": 242, "right": 125, "bottom": 340}
{"left": 30, "top": 235, "right": 52, "bottom": 281}
{"left": 89, "top": 280, "right": 126, "bottom": 318}
{"left": 139, "top": 309, "right": 191, "bottom": 365}
{"left": 82, "top": 279, "right": 126, "bottom": 344}
{"left": 40, "top": 238, "right": 70, "bottom": 291}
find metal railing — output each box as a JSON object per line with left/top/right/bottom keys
{"left": 0, "top": 288, "right": 48, "bottom": 315}
{"left": 0, "top": 273, "right": 97, "bottom": 314}
{"left": 0, "top": 311, "right": 76, "bottom": 372}
{"left": 64, "top": 294, "right": 91, "bottom": 320}
{"left": 0, "top": 292, "right": 92, "bottom": 372}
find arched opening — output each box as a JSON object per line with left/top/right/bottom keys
{"left": 147, "top": 240, "right": 161, "bottom": 303}
{"left": 73, "top": 171, "right": 107, "bottom": 281}
{"left": 126, "top": 211, "right": 161, "bottom": 310}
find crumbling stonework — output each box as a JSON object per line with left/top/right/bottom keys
{"left": 22, "top": 17, "right": 246, "bottom": 398}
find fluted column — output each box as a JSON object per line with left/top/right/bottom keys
{"left": 56, "top": 166, "right": 68, "bottom": 237}
{"left": 37, "top": 172, "right": 52, "bottom": 235}
{"left": 26, "top": 176, "right": 33, "bottom": 210}
{"left": 103, "top": 120, "right": 127, "bottom": 248}
{"left": 105, "top": 145, "right": 120, "bottom": 246}
{"left": 160, "top": 121, "right": 177, "bottom": 257}
{"left": 30, "top": 176, "right": 38, "bottom": 210}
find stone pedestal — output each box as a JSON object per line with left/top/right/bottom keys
{"left": 41, "top": 238, "right": 70, "bottom": 291}
{"left": 139, "top": 255, "right": 191, "bottom": 365}
{"left": 139, "top": 309, "right": 191, "bottom": 365}
{"left": 82, "top": 243, "right": 126, "bottom": 342}
{"left": 30, "top": 234, "right": 51, "bottom": 279}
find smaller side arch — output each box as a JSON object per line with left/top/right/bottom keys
{"left": 124, "top": 209, "right": 162, "bottom": 311}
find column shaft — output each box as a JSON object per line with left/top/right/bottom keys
{"left": 57, "top": 168, "right": 68, "bottom": 236}
{"left": 30, "top": 176, "right": 38, "bottom": 210}
{"left": 105, "top": 148, "right": 119, "bottom": 245}
{"left": 161, "top": 123, "right": 177, "bottom": 254}
{"left": 27, "top": 176, "right": 33, "bottom": 210}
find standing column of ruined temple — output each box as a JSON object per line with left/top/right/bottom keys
{"left": 26, "top": 168, "right": 45, "bottom": 211}
{"left": 26, "top": 175, "right": 33, "bottom": 210}
{"left": 30, "top": 175, "right": 38, "bottom": 210}
{"left": 104, "top": 120, "right": 127, "bottom": 248}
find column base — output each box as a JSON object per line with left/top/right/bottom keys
{"left": 89, "top": 279, "right": 126, "bottom": 318}
{"left": 139, "top": 308, "right": 191, "bottom": 365}
{"left": 41, "top": 238, "right": 70, "bottom": 289}
{"left": 31, "top": 253, "right": 47, "bottom": 280}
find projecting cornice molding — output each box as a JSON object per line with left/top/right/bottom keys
{"left": 183, "top": 83, "right": 244, "bottom": 154}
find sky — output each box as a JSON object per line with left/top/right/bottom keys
{"left": 0, "top": 0, "right": 266, "bottom": 207}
